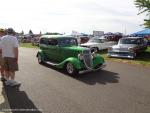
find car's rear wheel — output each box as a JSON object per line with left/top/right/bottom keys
{"left": 66, "top": 62, "right": 78, "bottom": 75}
{"left": 38, "top": 54, "right": 44, "bottom": 64}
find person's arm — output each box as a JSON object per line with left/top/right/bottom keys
{"left": 13, "top": 37, "right": 19, "bottom": 62}
{"left": 13, "top": 47, "right": 18, "bottom": 62}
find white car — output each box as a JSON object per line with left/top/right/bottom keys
{"left": 81, "top": 36, "right": 117, "bottom": 51}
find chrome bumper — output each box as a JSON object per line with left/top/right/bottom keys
{"left": 108, "top": 53, "right": 134, "bottom": 59}
{"left": 79, "top": 63, "right": 106, "bottom": 74}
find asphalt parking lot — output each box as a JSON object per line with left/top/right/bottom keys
{"left": 3, "top": 47, "right": 150, "bottom": 113}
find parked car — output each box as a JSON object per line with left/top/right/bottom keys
{"left": 108, "top": 37, "right": 147, "bottom": 59}
{"left": 144, "top": 36, "right": 150, "bottom": 46}
{"left": 31, "top": 38, "right": 40, "bottom": 46}
{"left": 76, "top": 36, "right": 90, "bottom": 44}
{"left": 36, "top": 35, "right": 106, "bottom": 75}
{"left": 81, "top": 36, "right": 117, "bottom": 52}
{"left": 104, "top": 32, "right": 123, "bottom": 42}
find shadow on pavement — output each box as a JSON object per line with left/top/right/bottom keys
{"left": 0, "top": 87, "right": 11, "bottom": 113}
{"left": 74, "top": 70, "right": 119, "bottom": 85}
{"left": 42, "top": 63, "right": 119, "bottom": 85}
{"left": 3, "top": 86, "right": 42, "bottom": 113}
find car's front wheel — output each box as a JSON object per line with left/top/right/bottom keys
{"left": 66, "top": 62, "right": 78, "bottom": 75}
{"left": 38, "top": 54, "right": 44, "bottom": 64}
{"left": 91, "top": 47, "right": 99, "bottom": 53}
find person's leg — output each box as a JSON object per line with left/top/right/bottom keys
{"left": 10, "top": 71, "right": 15, "bottom": 80}
{"left": 5, "top": 70, "right": 10, "bottom": 80}
{"left": 0, "top": 61, "right": 5, "bottom": 77}
{"left": 0, "top": 66, "right": 6, "bottom": 81}
{"left": 8, "top": 58, "right": 19, "bottom": 85}
{"left": 1, "top": 67, "right": 5, "bottom": 76}
{"left": 1, "top": 57, "right": 8, "bottom": 81}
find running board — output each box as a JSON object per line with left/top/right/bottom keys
{"left": 45, "top": 61, "right": 59, "bottom": 66}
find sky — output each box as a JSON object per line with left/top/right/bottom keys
{"left": 0, "top": 0, "right": 147, "bottom": 34}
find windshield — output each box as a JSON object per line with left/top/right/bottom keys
{"left": 119, "top": 38, "right": 138, "bottom": 44}
{"left": 89, "top": 38, "right": 102, "bottom": 43}
{"left": 59, "top": 38, "right": 78, "bottom": 46}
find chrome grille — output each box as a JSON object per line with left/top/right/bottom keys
{"left": 83, "top": 50, "right": 92, "bottom": 68}
{"left": 83, "top": 50, "right": 90, "bottom": 54}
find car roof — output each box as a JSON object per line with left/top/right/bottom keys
{"left": 40, "top": 35, "right": 75, "bottom": 39}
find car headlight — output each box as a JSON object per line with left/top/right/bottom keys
{"left": 78, "top": 54, "right": 84, "bottom": 60}
{"left": 92, "top": 52, "right": 97, "bottom": 58}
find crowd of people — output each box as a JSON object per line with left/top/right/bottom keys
{"left": 0, "top": 28, "right": 19, "bottom": 86}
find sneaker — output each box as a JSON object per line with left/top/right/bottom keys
{"left": 9, "top": 80, "right": 20, "bottom": 86}
{"left": 5, "top": 80, "right": 12, "bottom": 86}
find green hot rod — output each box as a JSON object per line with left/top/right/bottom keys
{"left": 37, "top": 35, "right": 106, "bottom": 75}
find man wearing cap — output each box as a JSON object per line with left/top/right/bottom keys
{"left": 0, "top": 28, "right": 19, "bottom": 86}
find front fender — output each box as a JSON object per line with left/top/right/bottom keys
{"left": 93, "top": 54, "right": 105, "bottom": 67}
{"left": 37, "top": 50, "right": 45, "bottom": 61}
{"left": 56, "top": 57, "right": 82, "bottom": 70}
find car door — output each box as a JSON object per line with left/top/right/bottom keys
{"left": 135, "top": 38, "right": 145, "bottom": 52}
{"left": 99, "top": 39, "right": 106, "bottom": 50}
{"left": 46, "top": 38, "right": 60, "bottom": 63}
{"left": 102, "top": 39, "right": 109, "bottom": 49}
{"left": 139, "top": 38, "right": 147, "bottom": 51}
{"left": 39, "top": 38, "right": 49, "bottom": 60}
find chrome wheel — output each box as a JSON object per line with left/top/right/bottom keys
{"left": 94, "top": 47, "right": 99, "bottom": 52}
{"left": 66, "top": 62, "right": 74, "bottom": 74}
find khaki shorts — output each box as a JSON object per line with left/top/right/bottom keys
{"left": 2, "top": 57, "right": 19, "bottom": 72}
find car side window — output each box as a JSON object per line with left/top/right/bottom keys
{"left": 48, "top": 39, "right": 58, "bottom": 46}
{"left": 40, "top": 38, "right": 48, "bottom": 44}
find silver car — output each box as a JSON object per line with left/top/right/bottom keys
{"left": 107, "top": 37, "right": 147, "bottom": 59}
{"left": 81, "top": 36, "right": 116, "bottom": 52}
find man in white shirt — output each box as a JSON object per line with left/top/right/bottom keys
{"left": 0, "top": 28, "right": 19, "bottom": 86}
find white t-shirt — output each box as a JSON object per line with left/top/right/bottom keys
{"left": 0, "top": 35, "right": 19, "bottom": 58}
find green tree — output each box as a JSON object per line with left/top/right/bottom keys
{"left": 135, "top": 0, "right": 150, "bottom": 15}
{"left": 21, "top": 30, "right": 24, "bottom": 35}
{"left": 29, "top": 29, "right": 33, "bottom": 35}
{"left": 134, "top": 0, "right": 150, "bottom": 28}
{"left": 143, "top": 19, "right": 150, "bottom": 28}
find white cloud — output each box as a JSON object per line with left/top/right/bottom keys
{"left": 0, "top": 0, "right": 146, "bottom": 34}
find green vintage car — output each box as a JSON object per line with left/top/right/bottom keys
{"left": 37, "top": 35, "right": 106, "bottom": 75}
